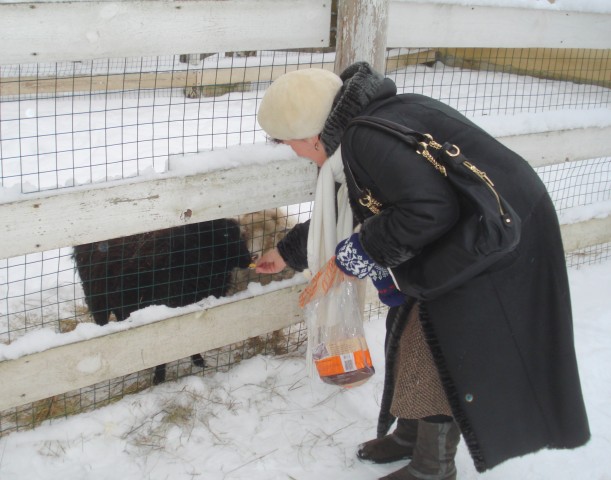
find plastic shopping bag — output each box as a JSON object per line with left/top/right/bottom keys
{"left": 299, "top": 258, "right": 375, "bottom": 388}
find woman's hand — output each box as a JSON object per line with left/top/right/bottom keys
{"left": 255, "top": 248, "right": 287, "bottom": 274}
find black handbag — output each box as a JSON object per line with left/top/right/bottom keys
{"left": 343, "top": 116, "right": 522, "bottom": 300}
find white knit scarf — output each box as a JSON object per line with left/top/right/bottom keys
{"left": 304, "top": 147, "right": 354, "bottom": 378}
{"left": 306, "top": 147, "right": 353, "bottom": 275}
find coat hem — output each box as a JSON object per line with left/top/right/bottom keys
{"left": 419, "top": 301, "right": 489, "bottom": 473}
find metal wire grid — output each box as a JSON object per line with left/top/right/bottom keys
{"left": 566, "top": 242, "right": 611, "bottom": 268}
{"left": 0, "top": 204, "right": 307, "bottom": 345}
{"left": 538, "top": 157, "right": 611, "bottom": 266}
{"left": 1, "top": 47, "right": 610, "bottom": 436}
{"left": 536, "top": 157, "right": 610, "bottom": 212}
{"left": 1, "top": 48, "right": 609, "bottom": 194}
{"left": 0, "top": 50, "right": 336, "bottom": 194}
{"left": 0, "top": 247, "right": 80, "bottom": 345}
{"left": 386, "top": 48, "right": 610, "bottom": 115}
{"left": 0, "top": 203, "right": 309, "bottom": 437}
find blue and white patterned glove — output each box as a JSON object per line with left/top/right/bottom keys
{"left": 335, "top": 233, "right": 377, "bottom": 278}
{"left": 335, "top": 233, "right": 406, "bottom": 307}
{"left": 369, "top": 264, "right": 406, "bottom": 307}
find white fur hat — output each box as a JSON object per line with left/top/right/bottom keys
{"left": 257, "top": 68, "right": 343, "bottom": 140}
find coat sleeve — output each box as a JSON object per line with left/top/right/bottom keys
{"left": 345, "top": 125, "right": 461, "bottom": 268}
{"left": 275, "top": 182, "right": 352, "bottom": 272}
{"left": 276, "top": 220, "right": 310, "bottom": 272}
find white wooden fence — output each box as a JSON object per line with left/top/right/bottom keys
{"left": 0, "top": 0, "right": 609, "bottom": 412}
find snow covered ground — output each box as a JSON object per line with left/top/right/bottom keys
{"left": 0, "top": 259, "right": 609, "bottom": 480}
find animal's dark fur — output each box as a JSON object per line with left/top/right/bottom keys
{"left": 73, "top": 218, "right": 252, "bottom": 384}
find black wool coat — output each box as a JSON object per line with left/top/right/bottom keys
{"left": 339, "top": 84, "right": 591, "bottom": 471}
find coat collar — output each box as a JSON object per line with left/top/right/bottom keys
{"left": 320, "top": 62, "right": 396, "bottom": 156}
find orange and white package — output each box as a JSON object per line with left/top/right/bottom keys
{"left": 313, "top": 337, "right": 374, "bottom": 388}
{"left": 301, "top": 257, "right": 375, "bottom": 388}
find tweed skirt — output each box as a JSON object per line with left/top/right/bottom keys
{"left": 390, "top": 303, "right": 452, "bottom": 419}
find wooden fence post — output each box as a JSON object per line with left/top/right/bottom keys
{"left": 334, "top": 0, "right": 389, "bottom": 314}
{"left": 334, "top": 0, "right": 389, "bottom": 74}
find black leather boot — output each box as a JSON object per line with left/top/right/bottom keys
{"left": 379, "top": 419, "right": 460, "bottom": 480}
{"left": 357, "top": 418, "right": 418, "bottom": 464}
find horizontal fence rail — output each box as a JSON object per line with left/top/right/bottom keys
{"left": 0, "top": 284, "right": 307, "bottom": 411}
{"left": 387, "top": 2, "right": 611, "bottom": 49}
{"left": 3, "top": 1, "right": 609, "bottom": 65}
{"left": 0, "top": 0, "right": 331, "bottom": 65}
{"left": 0, "top": 151, "right": 318, "bottom": 258}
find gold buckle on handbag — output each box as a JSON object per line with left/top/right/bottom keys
{"left": 359, "top": 189, "right": 383, "bottom": 215}
{"left": 417, "top": 138, "right": 448, "bottom": 177}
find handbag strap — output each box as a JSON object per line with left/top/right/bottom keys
{"left": 348, "top": 116, "right": 452, "bottom": 176}
{"left": 349, "top": 116, "right": 425, "bottom": 145}
{"left": 340, "top": 140, "right": 383, "bottom": 216}
{"left": 341, "top": 116, "right": 452, "bottom": 215}
{"left": 345, "top": 115, "right": 511, "bottom": 220}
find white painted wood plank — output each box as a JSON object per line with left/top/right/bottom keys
{"left": 0, "top": 154, "right": 318, "bottom": 259}
{"left": 0, "top": 0, "right": 330, "bottom": 65}
{"left": 0, "top": 284, "right": 307, "bottom": 411}
{"left": 497, "top": 126, "right": 611, "bottom": 168}
{"left": 561, "top": 216, "right": 611, "bottom": 253}
{"left": 388, "top": 2, "right": 611, "bottom": 48}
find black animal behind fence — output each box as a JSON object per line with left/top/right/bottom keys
{"left": 73, "top": 218, "right": 252, "bottom": 384}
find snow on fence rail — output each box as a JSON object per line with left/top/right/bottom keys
{"left": 0, "top": 0, "right": 610, "bottom": 417}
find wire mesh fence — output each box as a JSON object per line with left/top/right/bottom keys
{"left": 0, "top": 205, "right": 305, "bottom": 345}
{"left": 1, "top": 48, "right": 609, "bottom": 192}
{"left": 538, "top": 156, "right": 611, "bottom": 266}
{"left": 1, "top": 46, "right": 609, "bottom": 436}
{"left": 386, "top": 47, "right": 610, "bottom": 114}
{"left": 0, "top": 50, "right": 336, "bottom": 193}
{"left": 536, "top": 157, "right": 610, "bottom": 212}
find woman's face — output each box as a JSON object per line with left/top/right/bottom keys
{"left": 283, "top": 137, "right": 328, "bottom": 167}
